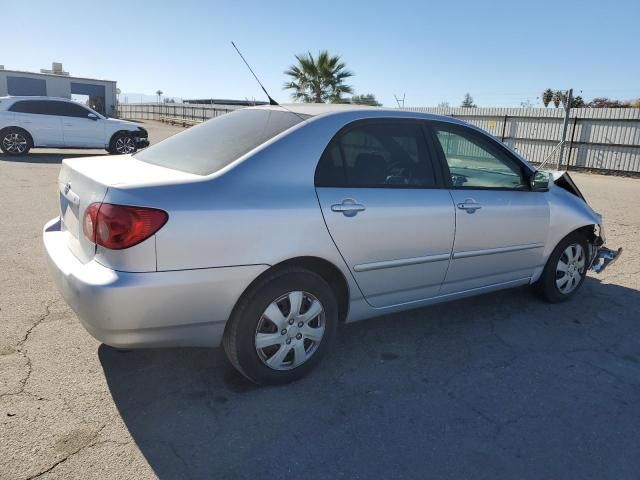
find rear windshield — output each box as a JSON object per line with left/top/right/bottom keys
{"left": 135, "top": 109, "right": 307, "bottom": 175}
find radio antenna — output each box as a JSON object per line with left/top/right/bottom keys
{"left": 231, "top": 41, "right": 279, "bottom": 106}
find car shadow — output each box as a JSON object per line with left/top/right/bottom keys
{"left": 0, "top": 151, "right": 108, "bottom": 164}
{"left": 100, "top": 277, "right": 640, "bottom": 479}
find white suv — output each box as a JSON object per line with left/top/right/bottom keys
{"left": 0, "top": 96, "right": 149, "bottom": 156}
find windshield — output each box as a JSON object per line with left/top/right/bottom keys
{"left": 135, "top": 109, "right": 307, "bottom": 175}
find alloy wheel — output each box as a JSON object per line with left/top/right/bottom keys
{"left": 114, "top": 136, "right": 136, "bottom": 154}
{"left": 2, "top": 133, "right": 28, "bottom": 154}
{"left": 555, "top": 243, "right": 586, "bottom": 294}
{"left": 255, "top": 291, "right": 326, "bottom": 371}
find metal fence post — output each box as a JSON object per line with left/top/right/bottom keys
{"left": 558, "top": 88, "right": 573, "bottom": 169}
{"left": 501, "top": 115, "right": 508, "bottom": 142}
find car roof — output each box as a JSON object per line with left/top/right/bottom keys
{"left": 0, "top": 96, "right": 75, "bottom": 102}
{"left": 248, "top": 103, "right": 469, "bottom": 125}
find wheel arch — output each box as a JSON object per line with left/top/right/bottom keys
{"left": 108, "top": 129, "right": 135, "bottom": 149}
{"left": 0, "top": 126, "right": 34, "bottom": 147}
{"left": 233, "top": 256, "right": 350, "bottom": 324}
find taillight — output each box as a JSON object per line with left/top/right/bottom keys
{"left": 83, "top": 203, "right": 168, "bottom": 250}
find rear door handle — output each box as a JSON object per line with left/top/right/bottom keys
{"left": 457, "top": 198, "right": 482, "bottom": 213}
{"left": 331, "top": 198, "right": 366, "bottom": 217}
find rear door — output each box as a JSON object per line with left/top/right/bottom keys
{"left": 426, "top": 121, "right": 549, "bottom": 294}
{"left": 315, "top": 119, "right": 455, "bottom": 308}
{"left": 57, "top": 101, "right": 105, "bottom": 148}
{"left": 9, "top": 100, "right": 64, "bottom": 147}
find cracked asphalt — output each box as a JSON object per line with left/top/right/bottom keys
{"left": 1, "top": 121, "right": 639, "bottom": 479}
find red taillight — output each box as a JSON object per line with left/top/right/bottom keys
{"left": 83, "top": 203, "right": 168, "bottom": 250}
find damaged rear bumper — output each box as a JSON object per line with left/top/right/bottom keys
{"left": 590, "top": 246, "right": 622, "bottom": 274}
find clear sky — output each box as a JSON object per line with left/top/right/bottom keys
{"left": 2, "top": 0, "right": 638, "bottom": 107}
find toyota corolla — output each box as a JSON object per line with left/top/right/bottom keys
{"left": 43, "top": 105, "right": 620, "bottom": 385}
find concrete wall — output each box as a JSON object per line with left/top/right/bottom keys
{"left": 0, "top": 71, "right": 117, "bottom": 116}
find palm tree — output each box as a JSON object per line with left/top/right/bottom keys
{"left": 284, "top": 50, "right": 354, "bottom": 103}
{"left": 542, "top": 89, "right": 553, "bottom": 107}
{"left": 156, "top": 90, "right": 163, "bottom": 103}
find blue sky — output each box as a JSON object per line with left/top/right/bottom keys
{"left": 2, "top": 0, "right": 638, "bottom": 107}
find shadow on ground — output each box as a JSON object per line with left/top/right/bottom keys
{"left": 100, "top": 278, "right": 640, "bottom": 479}
{"left": 0, "top": 152, "right": 108, "bottom": 164}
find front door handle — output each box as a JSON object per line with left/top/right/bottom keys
{"left": 331, "top": 198, "right": 366, "bottom": 217}
{"left": 457, "top": 198, "right": 482, "bottom": 213}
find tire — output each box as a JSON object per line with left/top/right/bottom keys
{"left": 1, "top": 128, "right": 32, "bottom": 156}
{"left": 535, "top": 232, "right": 590, "bottom": 303}
{"left": 223, "top": 267, "right": 338, "bottom": 386}
{"left": 108, "top": 133, "right": 137, "bottom": 155}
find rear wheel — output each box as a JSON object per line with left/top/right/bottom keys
{"left": 223, "top": 268, "right": 338, "bottom": 385}
{"left": 535, "top": 232, "right": 589, "bottom": 303}
{"left": 109, "top": 133, "right": 137, "bottom": 155}
{"left": 1, "top": 128, "right": 32, "bottom": 156}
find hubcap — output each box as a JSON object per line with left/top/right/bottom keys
{"left": 255, "top": 291, "right": 326, "bottom": 371}
{"left": 115, "top": 137, "right": 136, "bottom": 154}
{"left": 555, "top": 243, "right": 586, "bottom": 294}
{"left": 2, "top": 133, "right": 28, "bottom": 154}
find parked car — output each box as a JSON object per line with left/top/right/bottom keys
{"left": 43, "top": 105, "right": 620, "bottom": 385}
{"left": 0, "top": 96, "right": 149, "bottom": 156}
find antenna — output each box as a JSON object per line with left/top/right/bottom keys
{"left": 231, "top": 41, "right": 279, "bottom": 106}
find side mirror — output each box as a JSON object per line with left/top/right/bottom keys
{"left": 530, "top": 171, "right": 550, "bottom": 191}
{"left": 87, "top": 113, "right": 98, "bottom": 121}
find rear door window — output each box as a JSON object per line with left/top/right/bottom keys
{"left": 9, "top": 100, "right": 70, "bottom": 116}
{"left": 135, "top": 109, "right": 307, "bottom": 175}
{"left": 315, "top": 120, "right": 437, "bottom": 188}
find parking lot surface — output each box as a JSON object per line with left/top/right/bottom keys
{"left": 1, "top": 121, "right": 639, "bottom": 480}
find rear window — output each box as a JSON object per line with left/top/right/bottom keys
{"left": 135, "top": 109, "right": 307, "bottom": 175}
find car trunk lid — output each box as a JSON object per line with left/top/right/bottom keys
{"left": 58, "top": 155, "right": 200, "bottom": 264}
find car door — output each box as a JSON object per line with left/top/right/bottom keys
{"left": 57, "top": 102, "right": 105, "bottom": 148}
{"left": 315, "top": 118, "right": 455, "bottom": 308}
{"left": 426, "top": 121, "right": 550, "bottom": 294}
{"left": 8, "top": 100, "right": 64, "bottom": 147}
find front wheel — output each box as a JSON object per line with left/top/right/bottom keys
{"left": 535, "top": 232, "right": 589, "bottom": 303}
{"left": 1, "top": 128, "right": 32, "bottom": 156}
{"left": 223, "top": 268, "right": 338, "bottom": 385}
{"left": 108, "top": 133, "right": 137, "bottom": 155}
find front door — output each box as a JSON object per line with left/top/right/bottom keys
{"left": 315, "top": 119, "right": 455, "bottom": 308}
{"left": 427, "top": 121, "right": 549, "bottom": 294}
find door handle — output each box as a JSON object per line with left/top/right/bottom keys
{"left": 457, "top": 198, "right": 482, "bottom": 213}
{"left": 331, "top": 198, "right": 366, "bottom": 217}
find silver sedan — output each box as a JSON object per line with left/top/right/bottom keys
{"left": 43, "top": 105, "right": 620, "bottom": 385}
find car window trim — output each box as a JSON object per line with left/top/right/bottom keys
{"left": 315, "top": 118, "right": 446, "bottom": 190}
{"left": 424, "top": 120, "right": 533, "bottom": 192}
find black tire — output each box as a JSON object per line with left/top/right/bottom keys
{"left": 0, "top": 128, "right": 32, "bottom": 156}
{"left": 534, "top": 231, "right": 590, "bottom": 303}
{"left": 223, "top": 267, "right": 338, "bottom": 386}
{"left": 108, "top": 132, "right": 137, "bottom": 155}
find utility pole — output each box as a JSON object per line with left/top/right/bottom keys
{"left": 394, "top": 94, "right": 405, "bottom": 109}
{"left": 557, "top": 88, "right": 573, "bottom": 169}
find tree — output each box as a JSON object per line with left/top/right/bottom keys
{"left": 350, "top": 93, "right": 381, "bottom": 106}
{"left": 156, "top": 90, "right": 163, "bottom": 103}
{"left": 572, "top": 96, "right": 585, "bottom": 108}
{"left": 283, "top": 50, "right": 354, "bottom": 103}
{"left": 437, "top": 101, "right": 450, "bottom": 108}
{"left": 552, "top": 90, "right": 562, "bottom": 108}
{"left": 460, "top": 93, "right": 476, "bottom": 108}
{"left": 542, "top": 88, "right": 553, "bottom": 107}
{"left": 587, "top": 97, "right": 630, "bottom": 108}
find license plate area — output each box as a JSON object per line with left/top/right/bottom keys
{"left": 60, "top": 189, "right": 80, "bottom": 239}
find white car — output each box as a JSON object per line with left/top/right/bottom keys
{"left": 0, "top": 96, "right": 149, "bottom": 156}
